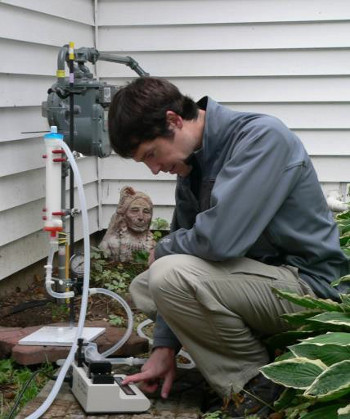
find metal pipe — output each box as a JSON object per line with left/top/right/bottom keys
{"left": 97, "top": 52, "right": 149, "bottom": 76}
{"left": 68, "top": 42, "right": 76, "bottom": 324}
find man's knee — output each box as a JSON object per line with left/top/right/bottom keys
{"left": 148, "top": 255, "right": 190, "bottom": 301}
{"left": 129, "top": 270, "right": 157, "bottom": 318}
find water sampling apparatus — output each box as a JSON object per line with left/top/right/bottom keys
{"left": 23, "top": 44, "right": 194, "bottom": 418}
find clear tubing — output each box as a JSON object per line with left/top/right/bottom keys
{"left": 27, "top": 140, "right": 91, "bottom": 419}
{"left": 89, "top": 288, "right": 134, "bottom": 358}
{"left": 44, "top": 132, "right": 63, "bottom": 232}
{"left": 45, "top": 241, "right": 74, "bottom": 299}
{"left": 108, "top": 357, "right": 146, "bottom": 366}
{"left": 83, "top": 342, "right": 147, "bottom": 366}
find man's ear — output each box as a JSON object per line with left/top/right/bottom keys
{"left": 166, "top": 111, "right": 183, "bottom": 129}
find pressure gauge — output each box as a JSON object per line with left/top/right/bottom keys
{"left": 70, "top": 253, "right": 85, "bottom": 278}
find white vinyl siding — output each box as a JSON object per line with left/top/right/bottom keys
{"left": 0, "top": 0, "right": 96, "bottom": 279}
{"left": 1, "top": 0, "right": 350, "bottom": 280}
{"left": 97, "top": 0, "right": 350, "bottom": 229}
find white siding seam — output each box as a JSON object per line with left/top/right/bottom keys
{"left": 98, "top": 19, "right": 350, "bottom": 28}
{"left": 0, "top": 3, "right": 94, "bottom": 27}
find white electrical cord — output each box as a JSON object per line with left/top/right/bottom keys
{"left": 27, "top": 140, "right": 91, "bottom": 419}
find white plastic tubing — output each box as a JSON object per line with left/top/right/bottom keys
{"left": 89, "top": 287, "right": 134, "bottom": 357}
{"left": 45, "top": 244, "right": 74, "bottom": 299}
{"left": 27, "top": 140, "right": 91, "bottom": 419}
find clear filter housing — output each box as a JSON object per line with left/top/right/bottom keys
{"left": 43, "top": 126, "right": 64, "bottom": 235}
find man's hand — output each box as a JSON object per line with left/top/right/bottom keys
{"left": 122, "top": 347, "right": 176, "bottom": 398}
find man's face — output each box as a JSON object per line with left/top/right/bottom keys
{"left": 133, "top": 132, "right": 193, "bottom": 177}
{"left": 125, "top": 198, "right": 152, "bottom": 233}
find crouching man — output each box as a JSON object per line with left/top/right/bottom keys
{"left": 107, "top": 77, "right": 348, "bottom": 417}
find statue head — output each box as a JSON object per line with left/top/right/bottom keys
{"left": 99, "top": 186, "right": 155, "bottom": 262}
{"left": 117, "top": 186, "right": 153, "bottom": 234}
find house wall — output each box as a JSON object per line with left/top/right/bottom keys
{"left": 1, "top": 0, "right": 350, "bottom": 281}
{"left": 97, "top": 0, "right": 350, "bottom": 228}
{"left": 0, "top": 0, "right": 97, "bottom": 280}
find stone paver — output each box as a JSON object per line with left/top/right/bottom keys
{"left": 0, "top": 321, "right": 149, "bottom": 365}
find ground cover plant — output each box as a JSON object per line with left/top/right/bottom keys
{"left": 0, "top": 359, "right": 56, "bottom": 419}
{"left": 259, "top": 209, "right": 350, "bottom": 419}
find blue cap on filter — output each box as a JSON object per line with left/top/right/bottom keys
{"left": 44, "top": 126, "right": 63, "bottom": 140}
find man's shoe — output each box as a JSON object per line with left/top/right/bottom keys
{"left": 203, "top": 373, "right": 283, "bottom": 418}
{"left": 225, "top": 373, "right": 283, "bottom": 418}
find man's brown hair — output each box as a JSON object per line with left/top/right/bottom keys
{"left": 108, "top": 77, "right": 199, "bottom": 157}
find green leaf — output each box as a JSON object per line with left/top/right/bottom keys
{"left": 300, "top": 403, "right": 348, "bottom": 419}
{"left": 284, "top": 401, "right": 312, "bottom": 418}
{"left": 272, "top": 289, "right": 343, "bottom": 312}
{"left": 281, "top": 310, "right": 323, "bottom": 327}
{"left": 331, "top": 275, "right": 350, "bottom": 287}
{"left": 275, "top": 351, "right": 296, "bottom": 362}
{"left": 304, "top": 360, "right": 350, "bottom": 401}
{"left": 301, "top": 332, "right": 350, "bottom": 346}
{"left": 273, "top": 387, "right": 299, "bottom": 411}
{"left": 335, "top": 210, "right": 350, "bottom": 221}
{"left": 306, "top": 312, "right": 350, "bottom": 330}
{"left": 264, "top": 330, "right": 317, "bottom": 350}
{"left": 288, "top": 343, "right": 350, "bottom": 366}
{"left": 260, "top": 358, "right": 326, "bottom": 389}
{"left": 341, "top": 293, "right": 350, "bottom": 308}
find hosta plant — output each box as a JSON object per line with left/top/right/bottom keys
{"left": 260, "top": 287, "right": 350, "bottom": 419}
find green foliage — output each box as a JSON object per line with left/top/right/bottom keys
{"left": 201, "top": 410, "right": 231, "bottom": 419}
{"left": 0, "top": 359, "right": 55, "bottom": 418}
{"left": 132, "top": 249, "right": 149, "bottom": 265}
{"left": 108, "top": 314, "right": 125, "bottom": 327}
{"left": 336, "top": 209, "right": 350, "bottom": 257}
{"left": 153, "top": 230, "right": 163, "bottom": 241}
{"left": 48, "top": 302, "right": 69, "bottom": 321}
{"left": 90, "top": 246, "right": 133, "bottom": 294}
{"left": 151, "top": 217, "right": 170, "bottom": 242}
{"left": 262, "top": 206, "right": 350, "bottom": 419}
{"left": 304, "top": 360, "right": 350, "bottom": 401}
{"left": 261, "top": 289, "right": 350, "bottom": 418}
{"left": 151, "top": 217, "right": 169, "bottom": 231}
{"left": 261, "top": 358, "right": 326, "bottom": 390}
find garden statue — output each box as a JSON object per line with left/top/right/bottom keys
{"left": 99, "top": 186, "right": 156, "bottom": 262}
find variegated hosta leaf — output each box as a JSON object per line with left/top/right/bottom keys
{"left": 338, "top": 403, "right": 350, "bottom": 418}
{"left": 264, "top": 330, "right": 317, "bottom": 350}
{"left": 288, "top": 343, "right": 350, "bottom": 366}
{"left": 275, "top": 351, "right": 295, "bottom": 362}
{"left": 281, "top": 310, "right": 323, "bottom": 327}
{"left": 306, "top": 312, "right": 350, "bottom": 330}
{"left": 301, "top": 332, "right": 350, "bottom": 346}
{"left": 331, "top": 275, "right": 350, "bottom": 287}
{"left": 335, "top": 210, "right": 350, "bottom": 219}
{"left": 340, "top": 293, "right": 350, "bottom": 312}
{"left": 271, "top": 289, "right": 343, "bottom": 312}
{"left": 304, "top": 360, "right": 350, "bottom": 401}
{"left": 260, "top": 357, "right": 326, "bottom": 389}
{"left": 299, "top": 403, "right": 348, "bottom": 419}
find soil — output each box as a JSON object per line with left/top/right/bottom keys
{"left": 0, "top": 271, "right": 139, "bottom": 329}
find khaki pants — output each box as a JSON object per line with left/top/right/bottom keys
{"left": 130, "top": 255, "right": 315, "bottom": 397}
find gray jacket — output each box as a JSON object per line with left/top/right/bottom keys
{"left": 152, "top": 97, "right": 349, "bottom": 350}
